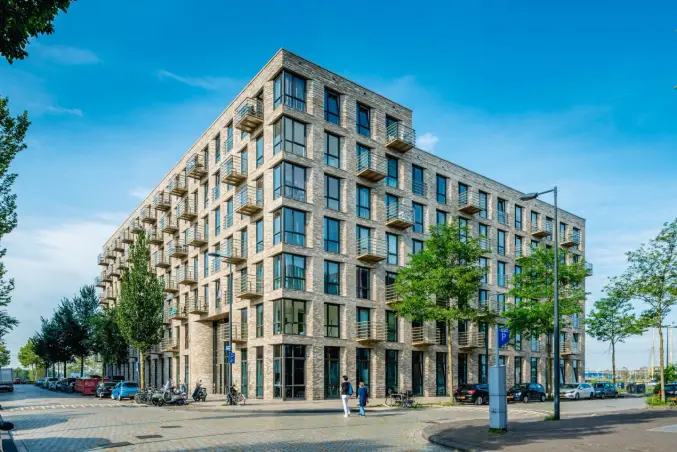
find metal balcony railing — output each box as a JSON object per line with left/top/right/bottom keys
{"left": 458, "top": 332, "right": 485, "bottom": 349}
{"left": 169, "top": 243, "right": 189, "bottom": 258}
{"left": 479, "top": 234, "right": 491, "bottom": 253}
{"left": 104, "top": 248, "right": 116, "bottom": 261}
{"left": 234, "top": 186, "right": 263, "bottom": 215}
{"left": 385, "top": 284, "right": 399, "bottom": 305}
{"left": 585, "top": 262, "right": 593, "bottom": 277}
{"left": 98, "top": 294, "right": 107, "bottom": 305}
{"left": 212, "top": 185, "right": 221, "bottom": 202}
{"left": 187, "top": 296, "right": 208, "bottom": 314}
{"left": 412, "top": 325, "right": 441, "bottom": 346}
{"left": 161, "top": 337, "right": 179, "bottom": 352}
{"left": 141, "top": 205, "right": 156, "bottom": 224}
{"left": 112, "top": 238, "right": 124, "bottom": 252}
{"left": 105, "top": 287, "right": 117, "bottom": 301}
{"left": 217, "top": 239, "right": 247, "bottom": 264}
{"left": 496, "top": 211, "right": 509, "bottom": 226}
{"left": 110, "top": 264, "right": 121, "bottom": 278}
{"left": 101, "top": 270, "right": 112, "bottom": 283}
{"left": 356, "top": 236, "right": 387, "bottom": 263}
{"left": 234, "top": 98, "right": 264, "bottom": 133}
{"left": 97, "top": 254, "right": 107, "bottom": 266}
{"left": 146, "top": 228, "right": 163, "bottom": 245}
{"left": 177, "top": 200, "right": 197, "bottom": 220}
{"left": 221, "top": 154, "right": 248, "bottom": 185}
{"left": 153, "top": 191, "right": 171, "bottom": 211}
{"left": 120, "top": 230, "right": 134, "bottom": 244}
{"left": 130, "top": 218, "right": 144, "bottom": 234}
{"left": 355, "top": 320, "right": 386, "bottom": 343}
{"left": 385, "top": 204, "right": 414, "bottom": 229}
{"left": 178, "top": 269, "right": 197, "bottom": 285}
{"left": 560, "top": 231, "right": 581, "bottom": 248}
{"left": 236, "top": 276, "right": 264, "bottom": 299}
{"left": 162, "top": 277, "right": 178, "bottom": 293}
{"left": 154, "top": 252, "right": 171, "bottom": 268}
{"left": 385, "top": 122, "right": 416, "bottom": 152}
{"left": 220, "top": 323, "right": 248, "bottom": 343}
{"left": 530, "top": 220, "right": 552, "bottom": 238}
{"left": 355, "top": 151, "right": 387, "bottom": 182}
{"left": 458, "top": 191, "right": 482, "bottom": 214}
{"left": 186, "top": 227, "right": 207, "bottom": 247}
{"left": 167, "top": 174, "right": 188, "bottom": 196}
{"left": 159, "top": 214, "right": 179, "bottom": 234}
{"left": 168, "top": 302, "right": 187, "bottom": 319}
{"left": 411, "top": 179, "right": 427, "bottom": 197}
{"left": 186, "top": 153, "right": 208, "bottom": 179}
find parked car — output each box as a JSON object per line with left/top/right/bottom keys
{"left": 507, "top": 383, "right": 547, "bottom": 403}
{"left": 593, "top": 382, "right": 619, "bottom": 399}
{"left": 13, "top": 378, "right": 21, "bottom": 384}
{"left": 111, "top": 381, "right": 139, "bottom": 401}
{"left": 35, "top": 378, "right": 45, "bottom": 387}
{"left": 658, "top": 383, "right": 677, "bottom": 403}
{"left": 454, "top": 383, "right": 490, "bottom": 405}
{"left": 96, "top": 382, "right": 116, "bottom": 399}
{"left": 58, "top": 378, "right": 76, "bottom": 392}
{"left": 46, "top": 377, "right": 59, "bottom": 390}
{"left": 560, "top": 383, "right": 595, "bottom": 400}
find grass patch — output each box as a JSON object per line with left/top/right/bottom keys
{"left": 543, "top": 412, "right": 557, "bottom": 421}
{"left": 645, "top": 396, "right": 675, "bottom": 407}
{"left": 420, "top": 401, "right": 459, "bottom": 407}
{"left": 489, "top": 428, "right": 507, "bottom": 434}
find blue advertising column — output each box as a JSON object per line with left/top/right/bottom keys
{"left": 489, "top": 327, "right": 510, "bottom": 430}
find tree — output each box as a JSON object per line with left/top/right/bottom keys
{"left": 116, "top": 232, "right": 163, "bottom": 389}
{"left": 586, "top": 288, "right": 646, "bottom": 384}
{"left": 52, "top": 297, "right": 81, "bottom": 375}
{"left": 90, "top": 307, "right": 128, "bottom": 374}
{"left": 0, "top": 1, "right": 78, "bottom": 63}
{"left": 615, "top": 219, "right": 677, "bottom": 402}
{"left": 0, "top": 343, "right": 9, "bottom": 367}
{"left": 503, "top": 246, "right": 587, "bottom": 395}
{"left": 18, "top": 338, "right": 41, "bottom": 380}
{"left": 0, "top": 97, "right": 28, "bottom": 342}
{"left": 71, "top": 285, "right": 99, "bottom": 375}
{"left": 393, "top": 222, "right": 496, "bottom": 398}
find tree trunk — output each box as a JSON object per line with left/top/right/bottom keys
{"left": 80, "top": 356, "right": 85, "bottom": 377}
{"left": 139, "top": 351, "right": 145, "bottom": 390}
{"left": 611, "top": 342, "right": 616, "bottom": 385}
{"left": 659, "top": 325, "right": 666, "bottom": 403}
{"left": 447, "top": 320, "right": 455, "bottom": 401}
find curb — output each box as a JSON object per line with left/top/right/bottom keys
{"left": 421, "top": 428, "right": 479, "bottom": 452}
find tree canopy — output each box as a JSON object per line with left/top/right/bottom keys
{"left": 90, "top": 306, "right": 128, "bottom": 367}
{"left": 18, "top": 338, "right": 41, "bottom": 380}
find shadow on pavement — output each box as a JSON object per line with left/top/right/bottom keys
{"left": 424, "top": 409, "right": 677, "bottom": 450}
{"left": 173, "top": 438, "right": 408, "bottom": 451}
{"left": 5, "top": 413, "right": 80, "bottom": 432}
{"left": 19, "top": 436, "right": 115, "bottom": 451}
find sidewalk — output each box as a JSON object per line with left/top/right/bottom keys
{"left": 422, "top": 408, "right": 677, "bottom": 451}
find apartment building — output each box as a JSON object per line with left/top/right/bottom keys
{"left": 95, "top": 49, "right": 590, "bottom": 400}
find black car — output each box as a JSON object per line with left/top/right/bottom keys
{"left": 96, "top": 382, "right": 116, "bottom": 399}
{"left": 593, "top": 382, "right": 619, "bottom": 399}
{"left": 57, "top": 378, "right": 76, "bottom": 392}
{"left": 454, "top": 384, "right": 489, "bottom": 405}
{"left": 507, "top": 383, "right": 547, "bottom": 403}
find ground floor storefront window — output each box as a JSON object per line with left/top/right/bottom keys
{"left": 436, "top": 352, "right": 447, "bottom": 396}
{"left": 324, "top": 347, "right": 340, "bottom": 399}
{"left": 412, "top": 351, "right": 424, "bottom": 396}
{"left": 385, "top": 350, "right": 398, "bottom": 395}
{"left": 273, "top": 344, "right": 306, "bottom": 399}
{"left": 356, "top": 348, "right": 370, "bottom": 391}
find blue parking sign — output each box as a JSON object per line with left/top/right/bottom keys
{"left": 228, "top": 352, "right": 236, "bottom": 364}
{"left": 498, "top": 328, "right": 511, "bottom": 348}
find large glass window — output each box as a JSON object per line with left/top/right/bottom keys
{"left": 386, "top": 156, "right": 398, "bottom": 188}
{"left": 479, "top": 191, "right": 488, "bottom": 218}
{"left": 273, "top": 207, "right": 306, "bottom": 246}
{"left": 356, "top": 348, "right": 370, "bottom": 391}
{"left": 514, "top": 205, "right": 523, "bottom": 230}
{"left": 412, "top": 239, "right": 424, "bottom": 255}
{"left": 530, "top": 358, "right": 538, "bottom": 383}
{"left": 458, "top": 353, "right": 468, "bottom": 386}
{"left": 386, "top": 233, "right": 399, "bottom": 265}
{"left": 325, "top": 347, "right": 341, "bottom": 399}
{"left": 324, "top": 90, "right": 340, "bottom": 124}
{"left": 240, "top": 349, "right": 248, "bottom": 398}
{"left": 225, "top": 199, "right": 233, "bottom": 228}
{"left": 324, "top": 261, "right": 340, "bottom": 295}
{"left": 386, "top": 310, "right": 398, "bottom": 342}
{"left": 325, "top": 175, "right": 341, "bottom": 211}
{"left": 436, "top": 352, "right": 448, "bottom": 396}
{"left": 412, "top": 165, "right": 425, "bottom": 196}
{"left": 436, "top": 175, "right": 448, "bottom": 204}
{"left": 256, "top": 304, "right": 263, "bottom": 337}
{"left": 324, "top": 217, "right": 340, "bottom": 253}
{"left": 256, "top": 347, "right": 263, "bottom": 398}
{"left": 273, "top": 344, "right": 306, "bottom": 399}
{"left": 479, "top": 257, "right": 489, "bottom": 283}
{"left": 356, "top": 185, "right": 371, "bottom": 219}
{"left": 256, "top": 135, "right": 264, "bottom": 168}
{"left": 514, "top": 235, "right": 523, "bottom": 257}
{"left": 273, "top": 117, "right": 306, "bottom": 156}
{"left": 356, "top": 103, "right": 371, "bottom": 137}
{"left": 413, "top": 203, "right": 424, "bottom": 233}
{"left": 324, "top": 304, "right": 340, "bottom": 338}
{"left": 412, "top": 351, "right": 424, "bottom": 395}
{"left": 385, "top": 350, "right": 398, "bottom": 395}
{"left": 436, "top": 210, "right": 447, "bottom": 225}
{"left": 256, "top": 219, "right": 263, "bottom": 253}
{"left": 356, "top": 266, "right": 371, "bottom": 299}
{"left": 497, "top": 230, "right": 506, "bottom": 256}
{"left": 325, "top": 133, "right": 340, "bottom": 168}
{"left": 514, "top": 357, "right": 522, "bottom": 384}
{"left": 274, "top": 71, "right": 306, "bottom": 111}
{"left": 273, "top": 299, "right": 306, "bottom": 335}
{"left": 497, "top": 261, "right": 506, "bottom": 287}
{"left": 273, "top": 254, "right": 306, "bottom": 290}
{"left": 273, "top": 161, "right": 306, "bottom": 201}
{"left": 459, "top": 217, "right": 469, "bottom": 242}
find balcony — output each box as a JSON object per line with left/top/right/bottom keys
{"left": 162, "top": 306, "right": 171, "bottom": 324}
{"left": 355, "top": 320, "right": 386, "bottom": 344}
{"left": 458, "top": 191, "right": 482, "bottom": 215}
{"left": 147, "top": 228, "right": 163, "bottom": 245}
{"left": 120, "top": 230, "right": 133, "bottom": 244}
{"left": 412, "top": 325, "right": 441, "bottom": 347}
{"left": 234, "top": 186, "right": 263, "bottom": 215}
{"left": 95, "top": 276, "right": 106, "bottom": 288}
{"left": 130, "top": 218, "right": 144, "bottom": 234}
{"left": 159, "top": 215, "right": 179, "bottom": 234}
{"left": 153, "top": 191, "right": 172, "bottom": 211}
{"left": 104, "top": 249, "right": 116, "bottom": 261}
{"left": 385, "top": 204, "right": 414, "bottom": 230}
{"left": 186, "top": 228, "right": 207, "bottom": 247}
{"left": 140, "top": 206, "right": 156, "bottom": 225}
{"left": 177, "top": 201, "right": 197, "bottom": 220}
{"left": 168, "top": 302, "right": 187, "bottom": 320}
{"left": 148, "top": 345, "right": 162, "bottom": 355}
{"left": 221, "top": 154, "right": 247, "bottom": 186}
{"left": 217, "top": 240, "right": 246, "bottom": 264}
{"left": 530, "top": 221, "right": 552, "bottom": 238}
{"left": 167, "top": 174, "right": 188, "bottom": 196}
{"left": 101, "top": 270, "right": 112, "bottom": 283}
{"left": 105, "top": 288, "right": 117, "bottom": 301}
{"left": 496, "top": 211, "right": 509, "bottom": 226}
{"left": 97, "top": 254, "right": 107, "bottom": 266}
{"left": 385, "top": 122, "right": 416, "bottom": 153}
{"left": 169, "top": 244, "right": 189, "bottom": 259}
{"left": 161, "top": 337, "right": 179, "bottom": 352}
{"left": 112, "top": 239, "right": 124, "bottom": 252}
{"left": 187, "top": 296, "right": 208, "bottom": 314}
{"left": 479, "top": 234, "right": 491, "bottom": 254}
{"left": 585, "top": 262, "right": 593, "bottom": 277}
{"left": 385, "top": 284, "right": 399, "bottom": 305}
{"left": 110, "top": 264, "right": 121, "bottom": 278}
{"left": 560, "top": 343, "right": 580, "bottom": 356}
{"left": 458, "top": 332, "right": 485, "bottom": 349}
{"left": 186, "top": 154, "right": 208, "bottom": 180}
{"left": 355, "top": 151, "right": 386, "bottom": 182}
{"left": 560, "top": 231, "right": 581, "bottom": 248}
{"left": 234, "top": 98, "right": 264, "bottom": 133}
{"left": 220, "top": 323, "right": 248, "bottom": 344}
{"left": 356, "top": 237, "right": 386, "bottom": 263}
{"left": 162, "top": 278, "right": 179, "bottom": 294}
{"left": 236, "top": 276, "right": 263, "bottom": 300}
{"left": 178, "top": 269, "right": 197, "bottom": 285}
{"left": 154, "top": 252, "right": 171, "bottom": 268}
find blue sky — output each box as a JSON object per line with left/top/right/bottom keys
{"left": 1, "top": 0, "right": 677, "bottom": 369}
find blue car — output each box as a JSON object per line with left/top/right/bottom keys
{"left": 111, "top": 381, "right": 139, "bottom": 400}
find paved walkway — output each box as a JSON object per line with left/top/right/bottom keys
{"left": 423, "top": 408, "right": 677, "bottom": 451}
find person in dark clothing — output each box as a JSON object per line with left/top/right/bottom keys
{"left": 357, "top": 381, "right": 369, "bottom": 416}
{"left": 340, "top": 375, "right": 352, "bottom": 417}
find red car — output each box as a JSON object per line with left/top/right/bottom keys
{"left": 13, "top": 378, "right": 20, "bottom": 384}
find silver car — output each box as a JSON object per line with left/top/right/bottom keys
{"left": 560, "top": 383, "right": 594, "bottom": 400}
{"left": 46, "top": 378, "right": 59, "bottom": 390}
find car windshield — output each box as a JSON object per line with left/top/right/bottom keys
{"left": 561, "top": 384, "right": 579, "bottom": 390}
{"left": 510, "top": 384, "right": 529, "bottom": 391}
{"left": 457, "top": 384, "right": 478, "bottom": 390}
{"left": 104, "top": 383, "right": 116, "bottom": 388}
{"left": 124, "top": 382, "right": 138, "bottom": 388}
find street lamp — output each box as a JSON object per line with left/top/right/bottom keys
{"left": 520, "top": 186, "right": 560, "bottom": 420}
{"left": 208, "top": 250, "right": 234, "bottom": 405}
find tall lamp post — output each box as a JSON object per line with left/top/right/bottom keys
{"left": 520, "top": 186, "right": 560, "bottom": 420}
{"left": 208, "top": 250, "right": 234, "bottom": 405}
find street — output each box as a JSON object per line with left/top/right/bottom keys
{"left": 0, "top": 385, "right": 646, "bottom": 451}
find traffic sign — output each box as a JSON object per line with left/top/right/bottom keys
{"left": 226, "top": 344, "right": 231, "bottom": 352}
{"left": 498, "top": 327, "right": 511, "bottom": 348}
{"left": 228, "top": 352, "right": 235, "bottom": 364}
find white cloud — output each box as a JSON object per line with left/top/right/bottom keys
{"left": 45, "top": 105, "right": 84, "bottom": 117}
{"left": 417, "top": 132, "right": 439, "bottom": 151}
{"left": 129, "top": 187, "right": 151, "bottom": 200}
{"left": 33, "top": 44, "right": 102, "bottom": 65}
{"left": 156, "top": 69, "right": 241, "bottom": 91}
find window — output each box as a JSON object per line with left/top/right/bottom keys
{"left": 479, "top": 257, "right": 489, "bottom": 283}
{"left": 412, "top": 239, "right": 424, "bottom": 255}
{"left": 324, "top": 261, "right": 340, "bottom": 295}
{"left": 530, "top": 358, "right": 538, "bottom": 383}
{"left": 386, "top": 156, "right": 398, "bottom": 188}
{"left": 531, "top": 334, "right": 540, "bottom": 352}
{"left": 479, "top": 191, "right": 488, "bottom": 218}
{"left": 514, "top": 357, "right": 523, "bottom": 384}
{"left": 436, "top": 210, "right": 447, "bottom": 226}
{"left": 214, "top": 133, "right": 221, "bottom": 163}
{"left": 497, "top": 293, "right": 506, "bottom": 313}
{"left": 356, "top": 103, "right": 371, "bottom": 137}
{"left": 497, "top": 230, "right": 506, "bottom": 256}
{"left": 203, "top": 251, "right": 209, "bottom": 278}
{"left": 325, "top": 347, "right": 341, "bottom": 399}
{"left": 274, "top": 71, "right": 306, "bottom": 111}
{"left": 214, "top": 207, "right": 221, "bottom": 236}
{"left": 412, "top": 203, "right": 424, "bottom": 233}
{"left": 324, "top": 90, "right": 340, "bottom": 124}
{"left": 412, "top": 351, "right": 424, "bottom": 395}
{"left": 240, "top": 229, "right": 248, "bottom": 258}
{"left": 273, "top": 207, "right": 306, "bottom": 246}
{"left": 497, "top": 198, "right": 507, "bottom": 224}
{"left": 385, "top": 193, "right": 398, "bottom": 220}
{"left": 515, "top": 205, "right": 523, "bottom": 230}
{"left": 256, "top": 135, "right": 264, "bottom": 168}
{"left": 325, "top": 133, "right": 340, "bottom": 168}
{"left": 514, "top": 235, "right": 523, "bottom": 257}
{"left": 497, "top": 261, "right": 506, "bottom": 287}
{"left": 252, "top": 303, "right": 264, "bottom": 338}
{"left": 458, "top": 353, "right": 468, "bottom": 386}
{"left": 436, "top": 352, "right": 448, "bottom": 396}
{"left": 514, "top": 331, "right": 522, "bottom": 351}
{"left": 273, "top": 161, "right": 306, "bottom": 201}
{"left": 571, "top": 313, "right": 580, "bottom": 329}
{"left": 241, "top": 349, "right": 248, "bottom": 398}
{"left": 479, "top": 289, "right": 488, "bottom": 308}
{"left": 560, "top": 222, "right": 566, "bottom": 240}
{"left": 273, "top": 299, "right": 306, "bottom": 335}
{"left": 479, "top": 354, "right": 487, "bottom": 384}
{"left": 573, "top": 227, "right": 581, "bottom": 249}
{"left": 356, "top": 185, "right": 371, "bottom": 219}
{"left": 240, "top": 150, "right": 248, "bottom": 176}
{"left": 412, "top": 165, "right": 425, "bottom": 196}
{"left": 203, "top": 181, "right": 209, "bottom": 209}
{"left": 572, "top": 333, "right": 580, "bottom": 352}
{"left": 459, "top": 217, "right": 469, "bottom": 242}
{"left": 184, "top": 323, "right": 190, "bottom": 348}
{"left": 356, "top": 266, "right": 371, "bottom": 299}
{"left": 356, "top": 348, "right": 370, "bottom": 391}
{"left": 386, "top": 310, "right": 398, "bottom": 342}
{"left": 324, "top": 217, "right": 340, "bottom": 253}
{"left": 255, "top": 219, "right": 263, "bottom": 253}
{"left": 572, "top": 359, "right": 579, "bottom": 382}
{"left": 273, "top": 254, "right": 306, "bottom": 290}
{"left": 215, "top": 278, "right": 221, "bottom": 307}
{"left": 436, "top": 175, "right": 448, "bottom": 204}
{"left": 225, "top": 199, "right": 233, "bottom": 228}
{"left": 324, "top": 303, "right": 340, "bottom": 338}
{"left": 325, "top": 175, "right": 341, "bottom": 210}
{"left": 386, "top": 233, "right": 398, "bottom": 265}
{"left": 256, "top": 347, "right": 263, "bottom": 398}
{"left": 273, "top": 344, "right": 306, "bottom": 399}
{"left": 385, "top": 350, "right": 398, "bottom": 395}
{"left": 273, "top": 117, "right": 306, "bottom": 156}
{"left": 479, "top": 224, "right": 489, "bottom": 250}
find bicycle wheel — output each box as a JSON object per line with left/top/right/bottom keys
{"left": 384, "top": 396, "right": 392, "bottom": 407}
{"left": 238, "top": 393, "right": 246, "bottom": 406}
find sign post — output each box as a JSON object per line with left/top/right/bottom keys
{"left": 489, "top": 326, "right": 509, "bottom": 430}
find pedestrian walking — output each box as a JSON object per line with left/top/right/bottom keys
{"left": 340, "top": 375, "right": 353, "bottom": 417}
{"left": 357, "top": 382, "right": 369, "bottom": 416}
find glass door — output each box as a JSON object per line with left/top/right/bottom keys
{"left": 356, "top": 348, "right": 370, "bottom": 392}
{"left": 324, "top": 347, "right": 340, "bottom": 399}
{"left": 412, "top": 351, "right": 424, "bottom": 396}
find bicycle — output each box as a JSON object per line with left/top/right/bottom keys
{"left": 225, "top": 386, "right": 246, "bottom": 406}
{"left": 384, "top": 389, "right": 415, "bottom": 408}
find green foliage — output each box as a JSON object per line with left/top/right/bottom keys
{"left": 0, "top": 1, "right": 77, "bottom": 63}
{"left": 90, "top": 307, "right": 128, "bottom": 366}
{"left": 0, "top": 343, "right": 9, "bottom": 367}
{"left": 646, "top": 395, "right": 675, "bottom": 407}
{"left": 18, "top": 338, "right": 41, "bottom": 380}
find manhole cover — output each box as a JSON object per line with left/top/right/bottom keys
{"left": 95, "top": 442, "right": 133, "bottom": 449}
{"left": 136, "top": 435, "right": 163, "bottom": 440}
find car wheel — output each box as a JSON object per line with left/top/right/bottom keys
{"left": 575, "top": 393, "right": 580, "bottom": 400}
{"left": 589, "top": 391, "right": 594, "bottom": 400}
{"left": 601, "top": 392, "right": 605, "bottom": 399}
{"left": 522, "top": 396, "right": 529, "bottom": 403}
{"left": 111, "top": 394, "right": 115, "bottom": 400}
{"left": 614, "top": 392, "right": 619, "bottom": 399}
{"left": 475, "top": 396, "right": 484, "bottom": 405}
{"left": 540, "top": 394, "right": 546, "bottom": 402}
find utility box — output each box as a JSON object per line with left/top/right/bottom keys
{"left": 489, "top": 365, "right": 507, "bottom": 430}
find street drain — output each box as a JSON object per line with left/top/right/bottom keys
{"left": 136, "top": 435, "right": 163, "bottom": 440}
{"left": 95, "top": 442, "right": 133, "bottom": 449}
